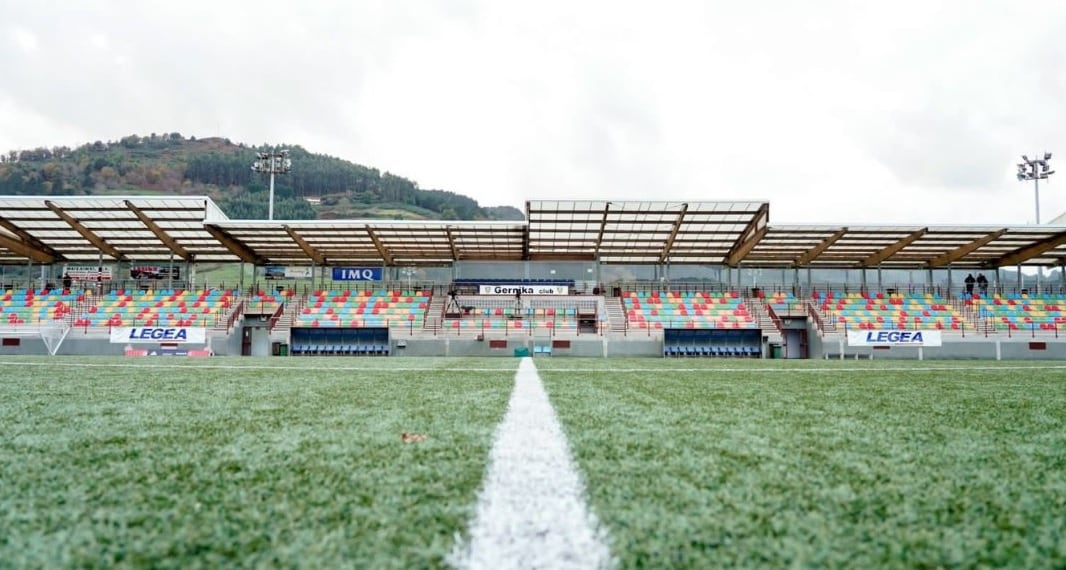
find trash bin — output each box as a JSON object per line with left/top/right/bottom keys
{"left": 271, "top": 341, "right": 282, "bottom": 356}
{"left": 771, "top": 344, "right": 782, "bottom": 359}
{"left": 279, "top": 343, "right": 289, "bottom": 356}
{"left": 514, "top": 347, "right": 530, "bottom": 357}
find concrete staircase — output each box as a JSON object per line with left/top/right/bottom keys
{"left": 423, "top": 294, "right": 445, "bottom": 332}
{"left": 748, "top": 298, "right": 784, "bottom": 346}
{"left": 604, "top": 296, "right": 627, "bottom": 333}
{"left": 271, "top": 297, "right": 303, "bottom": 334}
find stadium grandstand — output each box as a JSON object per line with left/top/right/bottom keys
{"left": 0, "top": 195, "right": 1064, "bottom": 359}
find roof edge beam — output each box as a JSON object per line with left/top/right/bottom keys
{"left": 522, "top": 226, "right": 530, "bottom": 261}
{"left": 529, "top": 252, "right": 596, "bottom": 261}
{"left": 45, "top": 200, "right": 125, "bottom": 260}
{"left": 283, "top": 226, "right": 325, "bottom": 265}
{"left": 861, "top": 228, "right": 927, "bottom": 267}
{"left": 444, "top": 226, "right": 461, "bottom": 261}
{"left": 988, "top": 230, "right": 1066, "bottom": 267}
{"left": 794, "top": 228, "right": 848, "bottom": 266}
{"left": 925, "top": 229, "right": 1007, "bottom": 268}
{"left": 365, "top": 227, "right": 394, "bottom": 265}
{"left": 0, "top": 233, "right": 56, "bottom": 263}
{"left": 658, "top": 203, "right": 688, "bottom": 264}
{"left": 203, "top": 225, "right": 263, "bottom": 264}
{"left": 0, "top": 217, "right": 63, "bottom": 259}
{"left": 725, "top": 203, "right": 770, "bottom": 266}
{"left": 124, "top": 200, "right": 192, "bottom": 261}
{"left": 593, "top": 201, "right": 612, "bottom": 257}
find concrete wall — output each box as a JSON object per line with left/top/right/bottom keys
{"left": 8, "top": 325, "right": 1065, "bottom": 359}
{"left": 389, "top": 337, "right": 659, "bottom": 358}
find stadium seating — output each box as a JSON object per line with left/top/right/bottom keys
{"left": 441, "top": 296, "right": 590, "bottom": 334}
{"left": 289, "top": 326, "right": 390, "bottom": 356}
{"left": 294, "top": 290, "right": 430, "bottom": 329}
{"left": 762, "top": 290, "right": 802, "bottom": 315}
{"left": 73, "top": 289, "right": 236, "bottom": 328}
{"left": 818, "top": 291, "right": 966, "bottom": 331}
{"left": 247, "top": 289, "right": 293, "bottom": 314}
{"left": 0, "top": 288, "right": 80, "bottom": 326}
{"left": 968, "top": 292, "right": 1066, "bottom": 333}
{"left": 663, "top": 328, "right": 761, "bottom": 357}
{"left": 622, "top": 290, "right": 756, "bottom": 330}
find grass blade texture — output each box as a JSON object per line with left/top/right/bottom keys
{"left": 0, "top": 357, "right": 514, "bottom": 569}
{"left": 539, "top": 359, "right": 1066, "bottom": 569}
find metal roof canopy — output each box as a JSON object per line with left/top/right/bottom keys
{"left": 0, "top": 195, "right": 235, "bottom": 264}
{"left": 525, "top": 200, "right": 770, "bottom": 264}
{"left": 747, "top": 225, "right": 1066, "bottom": 269}
{"left": 0, "top": 196, "right": 1064, "bottom": 269}
{"left": 204, "top": 219, "right": 526, "bottom": 267}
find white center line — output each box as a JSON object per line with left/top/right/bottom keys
{"left": 451, "top": 357, "right": 612, "bottom": 570}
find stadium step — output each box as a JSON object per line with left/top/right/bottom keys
{"left": 605, "top": 296, "right": 627, "bottom": 333}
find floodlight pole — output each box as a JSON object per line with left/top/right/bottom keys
{"left": 252, "top": 148, "right": 292, "bottom": 221}
{"left": 1017, "top": 152, "right": 1054, "bottom": 224}
{"left": 269, "top": 170, "right": 276, "bottom": 221}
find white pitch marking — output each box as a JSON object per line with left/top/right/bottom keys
{"left": 4, "top": 362, "right": 1061, "bottom": 379}
{"left": 0, "top": 360, "right": 517, "bottom": 373}
{"left": 2, "top": 360, "right": 1065, "bottom": 375}
{"left": 451, "top": 357, "right": 612, "bottom": 570}
{"left": 530, "top": 365, "right": 1066, "bottom": 373}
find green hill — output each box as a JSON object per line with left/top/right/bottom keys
{"left": 0, "top": 133, "right": 525, "bottom": 221}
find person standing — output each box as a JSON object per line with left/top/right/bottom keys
{"left": 976, "top": 273, "right": 988, "bottom": 296}
{"left": 964, "top": 273, "right": 976, "bottom": 296}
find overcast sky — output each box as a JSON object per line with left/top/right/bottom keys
{"left": 2, "top": 1, "right": 1065, "bottom": 225}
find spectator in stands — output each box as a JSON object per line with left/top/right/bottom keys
{"left": 976, "top": 273, "right": 988, "bottom": 296}
{"left": 964, "top": 273, "right": 976, "bottom": 296}
{"left": 62, "top": 272, "right": 72, "bottom": 291}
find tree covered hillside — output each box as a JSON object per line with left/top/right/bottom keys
{"left": 0, "top": 133, "right": 524, "bottom": 221}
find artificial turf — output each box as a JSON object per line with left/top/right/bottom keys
{"left": 538, "top": 359, "right": 1066, "bottom": 569}
{"left": 0, "top": 357, "right": 513, "bottom": 569}
{"left": 3, "top": 357, "right": 1064, "bottom": 569}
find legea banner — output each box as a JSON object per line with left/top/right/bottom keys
{"left": 111, "top": 327, "right": 207, "bottom": 344}
{"left": 478, "top": 285, "right": 569, "bottom": 295}
{"left": 846, "top": 330, "right": 942, "bottom": 347}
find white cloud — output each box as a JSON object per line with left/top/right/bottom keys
{"left": 9, "top": 26, "right": 38, "bottom": 53}
{"left": 1, "top": 0, "right": 1065, "bottom": 225}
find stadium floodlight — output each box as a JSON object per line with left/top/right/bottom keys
{"left": 251, "top": 148, "right": 292, "bottom": 220}
{"left": 1017, "top": 152, "right": 1054, "bottom": 224}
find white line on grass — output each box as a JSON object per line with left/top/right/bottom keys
{"left": 3, "top": 360, "right": 1065, "bottom": 374}
{"left": 451, "top": 357, "right": 612, "bottom": 570}
{"left": 533, "top": 365, "right": 1066, "bottom": 373}
{"left": 0, "top": 360, "right": 517, "bottom": 372}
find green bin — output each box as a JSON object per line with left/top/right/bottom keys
{"left": 771, "top": 345, "right": 782, "bottom": 359}
{"left": 514, "top": 347, "right": 530, "bottom": 357}
{"left": 279, "top": 343, "right": 289, "bottom": 357}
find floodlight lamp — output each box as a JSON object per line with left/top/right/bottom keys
{"left": 1017, "top": 173, "right": 1026, "bottom": 181}
{"left": 1045, "top": 152, "right": 1052, "bottom": 160}
{"left": 1023, "top": 154, "right": 1030, "bottom": 162}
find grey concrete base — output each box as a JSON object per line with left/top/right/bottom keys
{"left": 8, "top": 327, "right": 1066, "bottom": 359}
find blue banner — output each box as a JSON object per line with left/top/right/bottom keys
{"left": 332, "top": 267, "right": 383, "bottom": 281}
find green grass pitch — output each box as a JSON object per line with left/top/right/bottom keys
{"left": 538, "top": 359, "right": 1066, "bottom": 568}
{"left": 1, "top": 357, "right": 1064, "bottom": 568}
